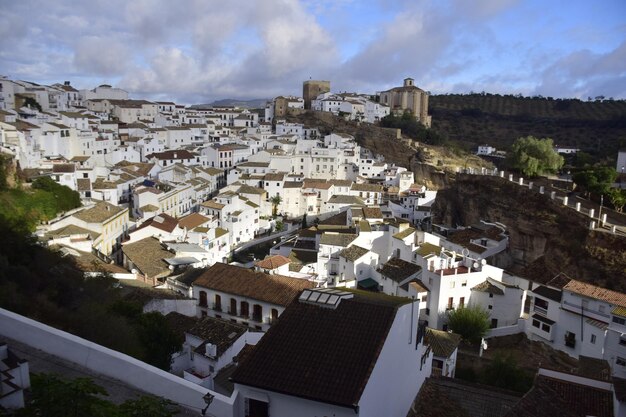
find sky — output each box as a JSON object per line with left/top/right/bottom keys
{"left": 1, "top": 0, "right": 625, "bottom": 104}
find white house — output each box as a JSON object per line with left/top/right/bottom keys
{"left": 230, "top": 288, "right": 432, "bottom": 417}
{"left": 192, "top": 263, "right": 316, "bottom": 331}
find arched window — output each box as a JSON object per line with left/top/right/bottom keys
{"left": 230, "top": 298, "right": 237, "bottom": 315}
{"left": 199, "top": 291, "right": 207, "bottom": 307}
{"left": 253, "top": 304, "right": 262, "bottom": 322}
{"left": 271, "top": 308, "right": 279, "bottom": 323}
{"left": 214, "top": 294, "right": 221, "bottom": 311}
{"left": 240, "top": 301, "right": 249, "bottom": 318}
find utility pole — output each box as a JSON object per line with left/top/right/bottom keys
{"left": 599, "top": 194, "right": 604, "bottom": 223}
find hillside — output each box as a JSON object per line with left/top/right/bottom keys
{"left": 286, "top": 111, "right": 492, "bottom": 189}
{"left": 433, "top": 175, "right": 626, "bottom": 291}
{"left": 429, "top": 94, "right": 626, "bottom": 160}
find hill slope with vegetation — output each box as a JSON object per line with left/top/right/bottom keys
{"left": 429, "top": 94, "right": 626, "bottom": 161}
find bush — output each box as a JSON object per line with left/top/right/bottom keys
{"left": 447, "top": 306, "right": 490, "bottom": 345}
{"left": 507, "top": 136, "right": 564, "bottom": 177}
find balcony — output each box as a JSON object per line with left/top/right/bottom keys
{"left": 213, "top": 304, "right": 222, "bottom": 312}
{"left": 533, "top": 305, "right": 548, "bottom": 316}
{"left": 252, "top": 314, "right": 262, "bottom": 323}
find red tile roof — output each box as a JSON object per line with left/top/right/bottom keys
{"left": 192, "top": 263, "right": 314, "bottom": 306}
{"left": 255, "top": 255, "right": 291, "bottom": 270}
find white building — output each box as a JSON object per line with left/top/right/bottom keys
{"left": 230, "top": 288, "right": 432, "bottom": 417}
{"left": 192, "top": 263, "right": 316, "bottom": 331}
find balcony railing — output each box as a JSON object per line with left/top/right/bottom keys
{"left": 561, "top": 300, "right": 610, "bottom": 318}
{"left": 252, "top": 314, "right": 262, "bottom": 323}
{"left": 533, "top": 305, "right": 548, "bottom": 315}
{"left": 213, "top": 304, "right": 222, "bottom": 312}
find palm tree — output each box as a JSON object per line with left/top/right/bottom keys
{"left": 270, "top": 195, "right": 282, "bottom": 217}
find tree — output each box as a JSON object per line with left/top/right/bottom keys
{"left": 507, "top": 136, "right": 564, "bottom": 177}
{"left": 269, "top": 195, "right": 282, "bottom": 217}
{"left": 16, "top": 374, "right": 179, "bottom": 417}
{"left": 275, "top": 220, "right": 284, "bottom": 232}
{"left": 573, "top": 167, "right": 618, "bottom": 196}
{"left": 480, "top": 354, "right": 533, "bottom": 393}
{"left": 32, "top": 176, "right": 81, "bottom": 212}
{"left": 608, "top": 189, "right": 626, "bottom": 213}
{"left": 446, "top": 305, "right": 490, "bottom": 345}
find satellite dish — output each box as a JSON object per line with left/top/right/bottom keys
{"left": 473, "top": 262, "right": 479, "bottom": 269}
{"left": 481, "top": 259, "right": 487, "bottom": 265}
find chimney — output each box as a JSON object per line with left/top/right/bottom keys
{"left": 64, "top": 81, "right": 70, "bottom": 86}
{"left": 205, "top": 343, "right": 217, "bottom": 358}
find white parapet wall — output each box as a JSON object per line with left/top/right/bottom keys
{"left": 0, "top": 307, "right": 236, "bottom": 416}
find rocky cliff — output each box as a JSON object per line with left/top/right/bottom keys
{"left": 432, "top": 175, "right": 626, "bottom": 291}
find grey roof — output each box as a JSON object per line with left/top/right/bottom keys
{"left": 425, "top": 328, "right": 462, "bottom": 358}
{"left": 327, "top": 195, "right": 365, "bottom": 205}
{"left": 319, "top": 232, "right": 358, "bottom": 247}
{"left": 339, "top": 245, "right": 369, "bottom": 262}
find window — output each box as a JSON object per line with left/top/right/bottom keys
{"left": 541, "top": 323, "right": 550, "bottom": 332}
{"left": 491, "top": 319, "right": 498, "bottom": 328}
{"left": 245, "top": 398, "right": 269, "bottom": 417}
{"left": 240, "top": 301, "right": 249, "bottom": 318}
{"left": 449, "top": 281, "right": 455, "bottom": 289}
{"left": 532, "top": 319, "right": 540, "bottom": 328}
{"left": 459, "top": 297, "right": 465, "bottom": 308}
{"left": 230, "top": 298, "right": 237, "bottom": 315}
{"left": 488, "top": 305, "right": 493, "bottom": 310}
{"left": 613, "top": 316, "right": 626, "bottom": 325}
{"left": 620, "top": 335, "right": 626, "bottom": 346}
{"left": 565, "top": 331, "right": 576, "bottom": 348}
{"left": 618, "top": 357, "right": 626, "bottom": 367}
{"left": 461, "top": 281, "right": 467, "bottom": 287}
{"left": 489, "top": 293, "right": 494, "bottom": 298}
{"left": 447, "top": 297, "right": 453, "bottom": 310}
{"left": 214, "top": 294, "right": 221, "bottom": 311}
{"left": 590, "top": 334, "right": 597, "bottom": 344}
{"left": 199, "top": 291, "right": 208, "bottom": 307}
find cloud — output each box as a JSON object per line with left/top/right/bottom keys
{"left": 0, "top": 0, "right": 624, "bottom": 102}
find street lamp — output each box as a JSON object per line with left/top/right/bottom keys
{"left": 201, "top": 392, "right": 214, "bottom": 416}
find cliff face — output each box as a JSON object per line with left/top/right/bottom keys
{"left": 432, "top": 175, "right": 626, "bottom": 291}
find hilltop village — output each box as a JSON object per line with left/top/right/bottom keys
{"left": 1, "top": 76, "right": 626, "bottom": 417}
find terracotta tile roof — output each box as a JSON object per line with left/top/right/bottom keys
{"left": 146, "top": 149, "right": 195, "bottom": 160}
{"left": 562, "top": 279, "right": 626, "bottom": 308}
{"left": 327, "top": 195, "right": 365, "bottom": 205}
{"left": 76, "top": 178, "right": 91, "bottom": 191}
{"left": 237, "top": 184, "right": 265, "bottom": 195}
{"left": 425, "top": 328, "right": 461, "bottom": 358}
{"left": 135, "top": 213, "right": 178, "bottom": 233}
{"left": 52, "top": 163, "right": 75, "bottom": 173}
{"left": 73, "top": 202, "right": 124, "bottom": 224}
{"left": 339, "top": 245, "right": 369, "bottom": 262}
{"left": 178, "top": 213, "right": 209, "bottom": 230}
{"left": 504, "top": 374, "right": 613, "bottom": 417}
{"left": 415, "top": 242, "right": 441, "bottom": 257}
{"left": 255, "top": 255, "right": 291, "bottom": 270}
{"left": 393, "top": 227, "right": 416, "bottom": 240}
{"left": 231, "top": 291, "right": 404, "bottom": 408}
{"left": 186, "top": 316, "right": 248, "bottom": 357}
{"left": 201, "top": 200, "right": 225, "bottom": 210}
{"left": 472, "top": 279, "right": 504, "bottom": 295}
{"left": 319, "top": 232, "right": 357, "bottom": 247}
{"left": 192, "top": 263, "right": 315, "bottom": 306}
{"left": 319, "top": 210, "right": 348, "bottom": 226}
{"left": 409, "top": 377, "right": 520, "bottom": 417}
{"left": 263, "top": 173, "right": 285, "bottom": 181}
{"left": 362, "top": 207, "right": 383, "bottom": 219}
{"left": 378, "top": 257, "right": 422, "bottom": 283}
{"left": 351, "top": 183, "right": 383, "bottom": 192}
{"left": 122, "top": 237, "right": 173, "bottom": 278}
{"left": 283, "top": 181, "right": 303, "bottom": 189}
